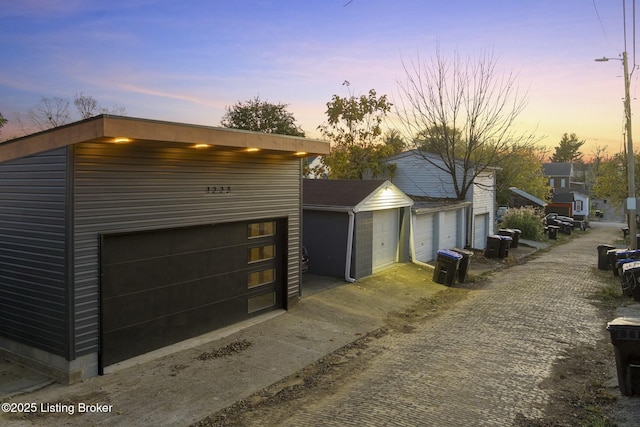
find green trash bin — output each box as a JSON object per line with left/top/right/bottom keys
{"left": 607, "top": 317, "right": 640, "bottom": 396}
{"left": 432, "top": 249, "right": 463, "bottom": 285}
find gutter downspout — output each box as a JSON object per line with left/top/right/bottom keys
{"left": 345, "top": 211, "right": 356, "bottom": 282}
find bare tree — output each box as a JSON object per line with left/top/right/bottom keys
{"left": 14, "top": 94, "right": 128, "bottom": 136}
{"left": 74, "top": 93, "right": 127, "bottom": 119}
{"left": 396, "top": 49, "right": 537, "bottom": 200}
{"left": 24, "top": 96, "right": 71, "bottom": 131}
{"left": 74, "top": 92, "right": 100, "bottom": 119}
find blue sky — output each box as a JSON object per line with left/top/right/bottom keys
{"left": 0, "top": 0, "right": 635, "bottom": 155}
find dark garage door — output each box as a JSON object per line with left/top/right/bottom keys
{"left": 99, "top": 219, "right": 285, "bottom": 368}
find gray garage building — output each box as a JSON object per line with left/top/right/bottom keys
{"left": 303, "top": 179, "right": 413, "bottom": 280}
{"left": 0, "top": 115, "right": 328, "bottom": 382}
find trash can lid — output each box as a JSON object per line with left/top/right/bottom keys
{"left": 622, "top": 261, "right": 640, "bottom": 271}
{"left": 616, "top": 259, "right": 637, "bottom": 266}
{"left": 607, "top": 317, "right": 640, "bottom": 328}
{"left": 437, "top": 249, "right": 463, "bottom": 259}
{"left": 452, "top": 248, "right": 473, "bottom": 257}
{"left": 498, "top": 235, "right": 513, "bottom": 241}
{"left": 617, "top": 249, "right": 640, "bottom": 258}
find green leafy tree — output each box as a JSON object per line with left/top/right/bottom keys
{"left": 496, "top": 144, "right": 549, "bottom": 205}
{"left": 396, "top": 49, "right": 536, "bottom": 200}
{"left": 550, "top": 133, "right": 585, "bottom": 163}
{"left": 591, "top": 152, "right": 640, "bottom": 205}
{"left": 316, "top": 83, "right": 395, "bottom": 179}
{"left": 221, "top": 96, "right": 305, "bottom": 136}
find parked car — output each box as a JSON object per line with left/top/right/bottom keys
{"left": 496, "top": 206, "right": 509, "bottom": 223}
{"left": 301, "top": 246, "right": 309, "bottom": 273}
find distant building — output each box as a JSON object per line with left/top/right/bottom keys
{"left": 542, "top": 162, "right": 585, "bottom": 194}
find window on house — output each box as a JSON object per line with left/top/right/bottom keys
{"left": 549, "top": 178, "right": 555, "bottom": 187}
{"left": 561, "top": 179, "right": 566, "bottom": 187}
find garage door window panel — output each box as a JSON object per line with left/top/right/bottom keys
{"left": 248, "top": 244, "right": 275, "bottom": 263}
{"left": 248, "top": 221, "right": 276, "bottom": 238}
{"left": 247, "top": 291, "right": 276, "bottom": 313}
{"left": 248, "top": 268, "right": 275, "bottom": 288}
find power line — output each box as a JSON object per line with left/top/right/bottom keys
{"left": 593, "top": 0, "right": 612, "bottom": 47}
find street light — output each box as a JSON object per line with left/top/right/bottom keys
{"left": 595, "top": 51, "right": 636, "bottom": 249}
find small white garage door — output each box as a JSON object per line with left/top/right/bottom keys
{"left": 372, "top": 209, "right": 399, "bottom": 272}
{"left": 414, "top": 212, "right": 434, "bottom": 262}
{"left": 440, "top": 210, "right": 458, "bottom": 249}
{"left": 474, "top": 213, "right": 489, "bottom": 249}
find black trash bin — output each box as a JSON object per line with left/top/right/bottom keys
{"left": 484, "top": 235, "right": 501, "bottom": 258}
{"left": 607, "top": 317, "right": 640, "bottom": 396}
{"left": 621, "top": 261, "right": 640, "bottom": 297}
{"left": 432, "top": 249, "right": 463, "bottom": 285}
{"left": 608, "top": 249, "right": 629, "bottom": 276}
{"left": 547, "top": 225, "right": 559, "bottom": 240}
{"left": 613, "top": 250, "right": 640, "bottom": 277}
{"left": 511, "top": 228, "right": 521, "bottom": 248}
{"left": 597, "top": 244, "right": 616, "bottom": 270}
{"left": 497, "top": 235, "right": 512, "bottom": 258}
{"left": 452, "top": 248, "right": 473, "bottom": 283}
{"left": 498, "top": 228, "right": 516, "bottom": 247}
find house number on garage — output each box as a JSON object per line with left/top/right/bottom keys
{"left": 206, "top": 186, "right": 231, "bottom": 194}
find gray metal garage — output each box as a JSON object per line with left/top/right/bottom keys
{"left": 303, "top": 179, "right": 413, "bottom": 281}
{"left": 0, "top": 115, "right": 328, "bottom": 382}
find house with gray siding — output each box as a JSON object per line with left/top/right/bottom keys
{"left": 383, "top": 151, "right": 497, "bottom": 258}
{"left": 0, "top": 115, "right": 328, "bottom": 383}
{"left": 303, "top": 179, "right": 413, "bottom": 280}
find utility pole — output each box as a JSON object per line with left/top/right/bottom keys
{"left": 596, "top": 51, "right": 636, "bottom": 248}
{"left": 623, "top": 51, "right": 637, "bottom": 249}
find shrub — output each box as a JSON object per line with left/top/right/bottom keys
{"left": 500, "top": 206, "right": 545, "bottom": 240}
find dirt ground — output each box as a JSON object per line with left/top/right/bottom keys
{"left": 191, "top": 251, "right": 636, "bottom": 427}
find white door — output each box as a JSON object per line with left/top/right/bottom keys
{"left": 474, "top": 213, "right": 489, "bottom": 249}
{"left": 440, "top": 210, "right": 458, "bottom": 249}
{"left": 414, "top": 212, "right": 434, "bottom": 262}
{"left": 372, "top": 209, "right": 399, "bottom": 271}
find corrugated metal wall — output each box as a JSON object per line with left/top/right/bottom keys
{"left": 73, "top": 141, "right": 302, "bottom": 357}
{"left": 0, "top": 147, "right": 69, "bottom": 357}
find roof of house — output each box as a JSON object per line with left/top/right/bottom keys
{"left": 509, "top": 187, "right": 548, "bottom": 207}
{"left": 303, "top": 179, "right": 413, "bottom": 212}
{"left": 542, "top": 162, "right": 573, "bottom": 177}
{"left": 0, "top": 115, "right": 330, "bottom": 164}
{"left": 552, "top": 192, "right": 575, "bottom": 203}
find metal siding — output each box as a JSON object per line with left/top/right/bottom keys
{"left": 389, "top": 154, "right": 464, "bottom": 198}
{"left": 73, "top": 142, "right": 301, "bottom": 356}
{"left": 0, "top": 148, "right": 68, "bottom": 356}
{"left": 358, "top": 189, "right": 412, "bottom": 211}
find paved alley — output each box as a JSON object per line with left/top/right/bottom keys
{"left": 262, "top": 224, "right": 621, "bottom": 426}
